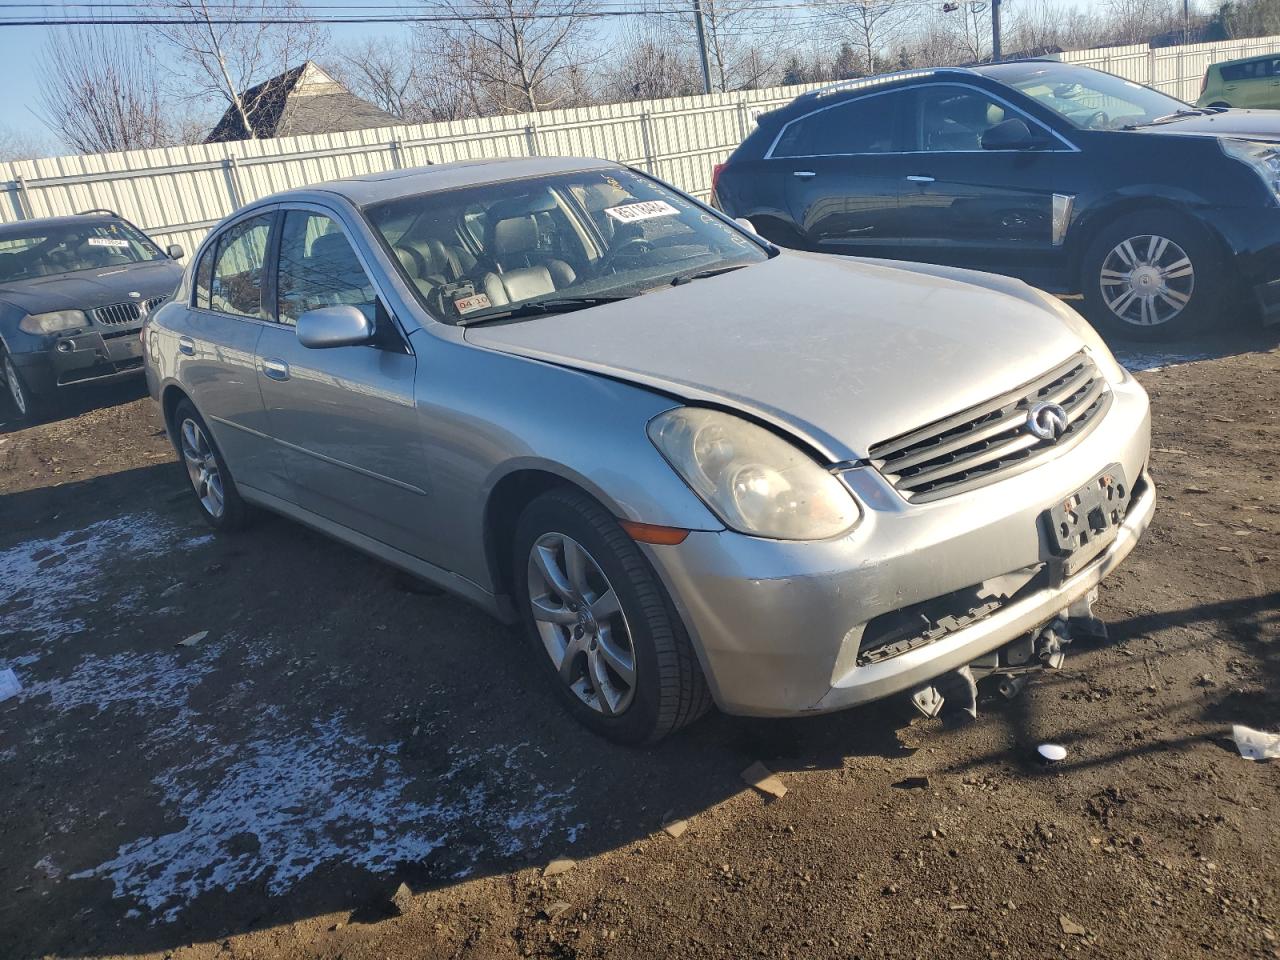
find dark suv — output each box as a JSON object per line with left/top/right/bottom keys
{"left": 713, "top": 60, "right": 1280, "bottom": 340}
{"left": 0, "top": 211, "right": 184, "bottom": 420}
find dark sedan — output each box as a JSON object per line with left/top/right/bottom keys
{"left": 0, "top": 212, "right": 184, "bottom": 420}
{"left": 713, "top": 60, "right": 1280, "bottom": 340}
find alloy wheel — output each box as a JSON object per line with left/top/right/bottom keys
{"left": 526, "top": 532, "right": 637, "bottom": 716}
{"left": 1099, "top": 233, "right": 1195, "bottom": 327}
{"left": 4, "top": 355, "right": 26, "bottom": 416}
{"left": 180, "top": 418, "right": 225, "bottom": 519}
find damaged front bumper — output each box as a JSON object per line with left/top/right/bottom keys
{"left": 643, "top": 373, "right": 1153, "bottom": 717}
{"left": 10, "top": 323, "right": 145, "bottom": 396}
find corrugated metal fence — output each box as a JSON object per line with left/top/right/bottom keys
{"left": 0, "top": 83, "right": 824, "bottom": 255}
{"left": 6, "top": 32, "right": 1280, "bottom": 254}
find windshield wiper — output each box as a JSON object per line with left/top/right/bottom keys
{"left": 1124, "top": 108, "right": 1211, "bottom": 129}
{"left": 670, "top": 263, "right": 750, "bottom": 286}
{"left": 458, "top": 295, "right": 631, "bottom": 326}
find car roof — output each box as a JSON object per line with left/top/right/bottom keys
{"left": 1210, "top": 52, "right": 1277, "bottom": 68}
{"left": 796, "top": 66, "right": 977, "bottom": 104}
{"left": 279, "top": 156, "right": 621, "bottom": 208}
{"left": 0, "top": 212, "right": 121, "bottom": 237}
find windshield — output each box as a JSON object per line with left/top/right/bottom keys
{"left": 0, "top": 219, "right": 162, "bottom": 283}
{"left": 364, "top": 168, "right": 769, "bottom": 324}
{"left": 982, "top": 62, "right": 1190, "bottom": 131}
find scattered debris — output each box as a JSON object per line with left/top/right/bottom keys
{"left": 892, "top": 776, "right": 931, "bottom": 791}
{"left": 176, "top": 630, "right": 208, "bottom": 648}
{"left": 33, "top": 857, "right": 62, "bottom": 880}
{"left": 1037, "top": 744, "right": 1068, "bottom": 763}
{"left": 741, "top": 761, "right": 788, "bottom": 799}
{"left": 542, "top": 901, "right": 572, "bottom": 921}
{"left": 1059, "top": 915, "right": 1088, "bottom": 937}
{"left": 543, "top": 857, "right": 575, "bottom": 878}
{"left": 948, "top": 903, "right": 973, "bottom": 911}
{"left": 1152, "top": 447, "right": 1188, "bottom": 455}
{"left": 1231, "top": 725, "right": 1280, "bottom": 761}
{"left": 389, "top": 881, "right": 414, "bottom": 916}
{"left": 662, "top": 819, "right": 689, "bottom": 839}
{"left": 0, "top": 668, "right": 21, "bottom": 704}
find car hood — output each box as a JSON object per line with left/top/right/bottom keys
{"left": 464, "top": 252, "right": 1087, "bottom": 462}
{"left": 0, "top": 259, "right": 183, "bottom": 315}
{"left": 1133, "top": 109, "right": 1280, "bottom": 141}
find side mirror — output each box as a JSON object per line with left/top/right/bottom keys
{"left": 981, "top": 118, "right": 1050, "bottom": 151}
{"left": 734, "top": 217, "right": 758, "bottom": 235}
{"left": 296, "top": 304, "right": 373, "bottom": 349}
{"left": 166, "top": 243, "right": 185, "bottom": 260}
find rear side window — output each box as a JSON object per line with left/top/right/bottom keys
{"left": 276, "top": 212, "right": 377, "bottom": 326}
{"left": 771, "top": 91, "right": 908, "bottom": 157}
{"left": 1220, "top": 60, "right": 1271, "bottom": 82}
{"left": 210, "top": 214, "right": 273, "bottom": 319}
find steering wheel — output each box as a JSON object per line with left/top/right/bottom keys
{"left": 1084, "top": 109, "right": 1109, "bottom": 130}
{"left": 598, "top": 236, "right": 652, "bottom": 274}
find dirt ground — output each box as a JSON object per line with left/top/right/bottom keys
{"left": 1, "top": 326, "right": 1277, "bottom": 960}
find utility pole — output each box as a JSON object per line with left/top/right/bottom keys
{"left": 991, "top": 0, "right": 1002, "bottom": 61}
{"left": 693, "top": 0, "right": 714, "bottom": 94}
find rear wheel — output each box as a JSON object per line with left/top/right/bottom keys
{"left": 173, "top": 398, "right": 248, "bottom": 531}
{"left": 512, "top": 487, "right": 712, "bottom": 744}
{"left": 1080, "top": 210, "right": 1225, "bottom": 341}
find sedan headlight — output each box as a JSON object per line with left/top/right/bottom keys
{"left": 18, "top": 309, "right": 87, "bottom": 335}
{"left": 1221, "top": 139, "right": 1280, "bottom": 201}
{"left": 648, "top": 407, "right": 861, "bottom": 540}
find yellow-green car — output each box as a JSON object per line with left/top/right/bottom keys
{"left": 1197, "top": 54, "right": 1280, "bottom": 108}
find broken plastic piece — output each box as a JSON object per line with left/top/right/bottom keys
{"left": 909, "top": 684, "right": 944, "bottom": 718}
{"left": 1038, "top": 743, "right": 1068, "bottom": 762}
{"left": 1231, "top": 724, "right": 1280, "bottom": 761}
{"left": 0, "top": 668, "right": 20, "bottom": 704}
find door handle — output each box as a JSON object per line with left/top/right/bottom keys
{"left": 905, "top": 175, "right": 935, "bottom": 183}
{"left": 177, "top": 336, "right": 195, "bottom": 356}
{"left": 261, "top": 358, "right": 290, "bottom": 382}
{"left": 792, "top": 170, "right": 817, "bottom": 178}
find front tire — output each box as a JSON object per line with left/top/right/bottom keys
{"left": 2, "top": 350, "right": 50, "bottom": 423}
{"left": 1080, "top": 209, "right": 1226, "bottom": 341}
{"left": 512, "top": 487, "right": 712, "bottom": 744}
{"left": 172, "top": 398, "right": 248, "bottom": 531}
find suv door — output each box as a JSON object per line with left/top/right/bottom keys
{"left": 892, "top": 83, "right": 1080, "bottom": 285}
{"left": 769, "top": 89, "right": 913, "bottom": 256}
{"left": 174, "top": 212, "right": 282, "bottom": 493}
{"left": 254, "top": 207, "right": 432, "bottom": 557}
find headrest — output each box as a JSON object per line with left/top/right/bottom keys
{"left": 394, "top": 245, "right": 419, "bottom": 278}
{"left": 310, "top": 232, "right": 350, "bottom": 264}
{"left": 491, "top": 216, "right": 539, "bottom": 256}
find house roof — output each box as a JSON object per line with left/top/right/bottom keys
{"left": 204, "top": 61, "right": 399, "bottom": 143}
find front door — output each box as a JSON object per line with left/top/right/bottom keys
{"left": 771, "top": 89, "right": 914, "bottom": 256}
{"left": 254, "top": 209, "right": 432, "bottom": 558}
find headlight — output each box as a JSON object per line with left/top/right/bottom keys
{"left": 18, "top": 309, "right": 87, "bottom": 335}
{"left": 1026, "top": 288, "right": 1128, "bottom": 384}
{"left": 648, "top": 407, "right": 861, "bottom": 540}
{"left": 1222, "top": 139, "right": 1280, "bottom": 201}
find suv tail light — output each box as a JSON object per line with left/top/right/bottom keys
{"left": 1201, "top": 73, "right": 1207, "bottom": 94}
{"left": 710, "top": 163, "right": 726, "bottom": 205}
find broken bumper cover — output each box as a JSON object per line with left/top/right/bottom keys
{"left": 644, "top": 372, "right": 1153, "bottom": 717}
{"left": 10, "top": 325, "right": 145, "bottom": 395}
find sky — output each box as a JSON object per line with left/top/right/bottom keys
{"left": 0, "top": 0, "right": 1115, "bottom": 152}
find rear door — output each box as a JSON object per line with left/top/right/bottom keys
{"left": 254, "top": 205, "right": 433, "bottom": 558}
{"left": 891, "top": 83, "right": 1080, "bottom": 283}
{"left": 172, "top": 212, "right": 282, "bottom": 494}
{"left": 770, "top": 89, "right": 914, "bottom": 256}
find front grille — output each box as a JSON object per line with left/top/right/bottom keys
{"left": 868, "top": 352, "right": 1112, "bottom": 503}
{"left": 144, "top": 295, "right": 167, "bottom": 312}
{"left": 92, "top": 301, "right": 142, "bottom": 325}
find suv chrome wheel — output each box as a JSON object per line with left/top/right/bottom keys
{"left": 1100, "top": 233, "right": 1194, "bottom": 327}
{"left": 4, "top": 355, "right": 27, "bottom": 416}
{"left": 526, "top": 532, "right": 637, "bottom": 716}
{"left": 180, "top": 417, "right": 225, "bottom": 519}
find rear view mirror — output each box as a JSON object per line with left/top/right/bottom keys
{"left": 981, "top": 118, "right": 1050, "bottom": 151}
{"left": 297, "top": 304, "right": 373, "bottom": 349}
{"left": 166, "top": 243, "right": 185, "bottom": 260}
{"left": 734, "top": 217, "right": 758, "bottom": 235}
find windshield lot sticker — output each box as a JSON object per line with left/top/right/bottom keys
{"left": 454, "top": 293, "right": 492, "bottom": 315}
{"left": 605, "top": 200, "right": 679, "bottom": 224}
{"left": 87, "top": 237, "right": 130, "bottom": 248}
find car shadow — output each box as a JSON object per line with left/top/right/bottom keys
{"left": 0, "top": 376, "right": 149, "bottom": 435}
{"left": 0, "top": 464, "right": 917, "bottom": 958}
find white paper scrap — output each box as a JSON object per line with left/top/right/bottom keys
{"left": 0, "top": 668, "right": 22, "bottom": 703}
{"left": 1231, "top": 724, "right": 1280, "bottom": 761}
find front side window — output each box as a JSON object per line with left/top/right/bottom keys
{"left": 771, "top": 92, "right": 906, "bottom": 157}
{"left": 209, "top": 214, "right": 272, "bottom": 319}
{"left": 983, "top": 62, "right": 1188, "bottom": 130}
{"left": 276, "top": 212, "right": 376, "bottom": 326}
{"left": 0, "top": 219, "right": 163, "bottom": 283}
{"left": 364, "top": 168, "right": 768, "bottom": 325}
{"left": 192, "top": 243, "right": 215, "bottom": 309}
{"left": 916, "top": 86, "right": 1010, "bottom": 151}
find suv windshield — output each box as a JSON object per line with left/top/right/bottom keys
{"left": 982, "top": 62, "right": 1190, "bottom": 130}
{"left": 364, "top": 168, "right": 769, "bottom": 324}
{"left": 0, "top": 219, "right": 163, "bottom": 283}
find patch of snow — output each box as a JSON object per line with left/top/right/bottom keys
{"left": 1116, "top": 347, "right": 1220, "bottom": 373}
{"left": 20, "top": 650, "right": 215, "bottom": 717}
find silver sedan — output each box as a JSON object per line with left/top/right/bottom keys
{"left": 144, "top": 157, "right": 1154, "bottom": 743}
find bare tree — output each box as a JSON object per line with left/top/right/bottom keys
{"left": 328, "top": 36, "right": 444, "bottom": 123}
{"left": 35, "top": 27, "right": 174, "bottom": 154}
{"left": 0, "top": 125, "right": 50, "bottom": 163}
{"left": 601, "top": 25, "right": 703, "bottom": 102}
{"left": 821, "top": 0, "right": 911, "bottom": 75}
{"left": 1104, "top": 0, "right": 1181, "bottom": 41}
{"left": 421, "top": 0, "right": 600, "bottom": 114}
{"left": 151, "top": 0, "right": 328, "bottom": 139}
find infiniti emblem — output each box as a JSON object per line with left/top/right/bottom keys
{"left": 1026, "top": 402, "right": 1069, "bottom": 441}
